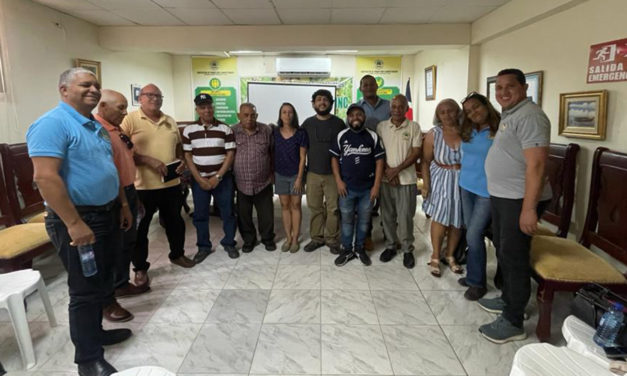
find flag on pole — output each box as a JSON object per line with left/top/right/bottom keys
{"left": 405, "top": 78, "right": 413, "bottom": 120}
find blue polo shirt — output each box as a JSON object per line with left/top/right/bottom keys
{"left": 460, "top": 127, "right": 492, "bottom": 198}
{"left": 329, "top": 128, "right": 385, "bottom": 190}
{"left": 27, "top": 101, "right": 119, "bottom": 206}
{"left": 358, "top": 97, "right": 391, "bottom": 131}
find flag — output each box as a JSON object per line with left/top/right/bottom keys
{"left": 405, "top": 78, "right": 413, "bottom": 120}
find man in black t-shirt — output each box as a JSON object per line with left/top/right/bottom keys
{"left": 301, "top": 89, "right": 345, "bottom": 254}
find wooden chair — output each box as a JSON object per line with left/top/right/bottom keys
{"left": 0, "top": 143, "right": 46, "bottom": 224}
{"left": 536, "top": 143, "right": 580, "bottom": 237}
{"left": 0, "top": 172, "right": 53, "bottom": 272}
{"left": 530, "top": 147, "right": 627, "bottom": 342}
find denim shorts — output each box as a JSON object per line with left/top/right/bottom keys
{"left": 275, "top": 173, "right": 304, "bottom": 196}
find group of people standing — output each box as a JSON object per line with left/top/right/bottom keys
{"left": 25, "top": 66, "right": 551, "bottom": 376}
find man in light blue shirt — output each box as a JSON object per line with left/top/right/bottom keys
{"left": 27, "top": 68, "right": 131, "bottom": 376}
{"left": 357, "top": 75, "right": 391, "bottom": 132}
{"left": 356, "top": 75, "right": 391, "bottom": 249}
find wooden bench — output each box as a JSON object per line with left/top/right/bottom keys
{"left": 0, "top": 143, "right": 46, "bottom": 224}
{"left": 531, "top": 147, "right": 627, "bottom": 341}
{"left": 536, "top": 143, "right": 580, "bottom": 238}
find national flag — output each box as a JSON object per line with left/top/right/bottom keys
{"left": 405, "top": 78, "right": 413, "bottom": 120}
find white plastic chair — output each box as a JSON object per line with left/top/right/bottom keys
{"left": 0, "top": 269, "right": 57, "bottom": 369}
{"left": 510, "top": 343, "right": 613, "bottom": 376}
{"left": 562, "top": 314, "right": 611, "bottom": 367}
{"left": 113, "top": 366, "right": 176, "bottom": 375}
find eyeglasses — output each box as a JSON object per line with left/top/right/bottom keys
{"left": 119, "top": 133, "right": 134, "bottom": 149}
{"left": 141, "top": 93, "right": 164, "bottom": 100}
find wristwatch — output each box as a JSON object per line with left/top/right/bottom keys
{"left": 215, "top": 173, "right": 223, "bottom": 182}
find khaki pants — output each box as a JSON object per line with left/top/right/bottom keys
{"left": 306, "top": 172, "right": 339, "bottom": 244}
{"left": 380, "top": 182, "right": 417, "bottom": 253}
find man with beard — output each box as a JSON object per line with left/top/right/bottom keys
{"left": 302, "top": 89, "right": 346, "bottom": 254}
{"left": 376, "top": 95, "right": 422, "bottom": 269}
{"left": 330, "top": 104, "right": 384, "bottom": 266}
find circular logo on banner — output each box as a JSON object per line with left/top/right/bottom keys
{"left": 209, "top": 78, "right": 221, "bottom": 89}
{"left": 210, "top": 61, "right": 219, "bottom": 70}
{"left": 375, "top": 76, "right": 384, "bottom": 87}
{"left": 375, "top": 59, "right": 384, "bottom": 69}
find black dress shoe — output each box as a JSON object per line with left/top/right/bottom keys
{"left": 78, "top": 358, "right": 117, "bottom": 376}
{"left": 102, "top": 328, "right": 132, "bottom": 346}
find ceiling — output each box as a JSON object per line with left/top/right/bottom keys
{"left": 34, "top": 0, "right": 511, "bottom": 26}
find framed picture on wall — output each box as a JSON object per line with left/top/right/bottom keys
{"left": 486, "top": 70, "right": 544, "bottom": 109}
{"left": 558, "top": 90, "right": 608, "bottom": 140}
{"left": 74, "top": 58, "right": 101, "bottom": 84}
{"left": 131, "top": 84, "right": 141, "bottom": 107}
{"left": 425, "top": 65, "right": 436, "bottom": 101}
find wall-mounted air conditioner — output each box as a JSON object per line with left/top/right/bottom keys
{"left": 276, "top": 57, "right": 331, "bottom": 77}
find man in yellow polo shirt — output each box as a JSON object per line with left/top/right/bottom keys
{"left": 121, "top": 84, "right": 195, "bottom": 287}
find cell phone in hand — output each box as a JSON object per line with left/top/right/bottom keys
{"left": 604, "top": 346, "right": 627, "bottom": 360}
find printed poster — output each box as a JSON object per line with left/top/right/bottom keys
{"left": 355, "top": 56, "right": 402, "bottom": 101}
{"left": 192, "top": 57, "right": 239, "bottom": 124}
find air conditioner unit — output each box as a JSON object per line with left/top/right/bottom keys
{"left": 276, "top": 57, "right": 331, "bottom": 77}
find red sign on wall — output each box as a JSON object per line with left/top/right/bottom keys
{"left": 587, "top": 38, "right": 627, "bottom": 83}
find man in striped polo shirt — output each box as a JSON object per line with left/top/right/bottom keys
{"left": 182, "top": 93, "right": 238, "bottom": 261}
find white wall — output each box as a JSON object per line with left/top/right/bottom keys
{"left": 0, "top": 0, "right": 175, "bottom": 143}
{"left": 475, "top": 0, "right": 627, "bottom": 234}
{"left": 413, "top": 47, "right": 471, "bottom": 129}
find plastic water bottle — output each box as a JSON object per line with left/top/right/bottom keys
{"left": 77, "top": 244, "right": 98, "bottom": 277}
{"left": 594, "top": 302, "right": 624, "bottom": 347}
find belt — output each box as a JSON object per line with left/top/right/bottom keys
{"left": 74, "top": 200, "right": 117, "bottom": 213}
{"left": 434, "top": 161, "right": 461, "bottom": 170}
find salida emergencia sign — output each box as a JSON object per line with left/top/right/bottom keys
{"left": 587, "top": 38, "right": 627, "bottom": 83}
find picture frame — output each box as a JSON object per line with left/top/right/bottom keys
{"left": 558, "top": 90, "right": 608, "bottom": 140}
{"left": 131, "top": 84, "right": 141, "bottom": 107}
{"left": 424, "top": 65, "right": 436, "bottom": 101}
{"left": 74, "top": 58, "right": 101, "bottom": 84}
{"left": 486, "top": 70, "right": 544, "bottom": 109}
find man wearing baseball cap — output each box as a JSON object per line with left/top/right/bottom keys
{"left": 182, "top": 93, "right": 238, "bottom": 260}
{"left": 329, "top": 104, "right": 385, "bottom": 266}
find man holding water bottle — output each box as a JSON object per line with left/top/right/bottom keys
{"left": 27, "top": 68, "right": 131, "bottom": 376}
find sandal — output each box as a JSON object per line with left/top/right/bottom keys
{"left": 445, "top": 256, "right": 464, "bottom": 274}
{"left": 281, "top": 238, "right": 291, "bottom": 252}
{"left": 428, "top": 258, "right": 441, "bottom": 278}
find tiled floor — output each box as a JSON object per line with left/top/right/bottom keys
{"left": 0, "top": 197, "right": 572, "bottom": 375}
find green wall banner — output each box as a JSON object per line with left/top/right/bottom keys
{"left": 192, "top": 57, "right": 239, "bottom": 124}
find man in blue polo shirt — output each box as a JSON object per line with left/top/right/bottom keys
{"left": 330, "top": 104, "right": 385, "bottom": 267}
{"left": 357, "top": 75, "right": 391, "bottom": 250}
{"left": 27, "top": 68, "right": 129, "bottom": 376}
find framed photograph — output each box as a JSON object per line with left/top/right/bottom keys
{"left": 559, "top": 90, "right": 608, "bottom": 140}
{"left": 74, "top": 58, "right": 101, "bottom": 84}
{"left": 131, "top": 84, "right": 141, "bottom": 107}
{"left": 486, "top": 70, "right": 544, "bottom": 109}
{"left": 424, "top": 65, "right": 436, "bottom": 101}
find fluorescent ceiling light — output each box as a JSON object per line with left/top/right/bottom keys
{"left": 228, "top": 50, "right": 263, "bottom": 54}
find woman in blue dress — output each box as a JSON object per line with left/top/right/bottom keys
{"left": 458, "top": 92, "right": 500, "bottom": 300}
{"left": 422, "top": 99, "right": 464, "bottom": 277}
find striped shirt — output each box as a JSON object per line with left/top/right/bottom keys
{"left": 182, "top": 122, "right": 235, "bottom": 177}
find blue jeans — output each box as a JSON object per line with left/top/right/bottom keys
{"left": 191, "top": 173, "right": 237, "bottom": 251}
{"left": 45, "top": 204, "right": 116, "bottom": 364}
{"left": 339, "top": 188, "right": 372, "bottom": 250}
{"left": 460, "top": 188, "right": 492, "bottom": 287}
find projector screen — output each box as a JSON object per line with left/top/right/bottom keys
{"left": 247, "top": 82, "right": 337, "bottom": 126}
